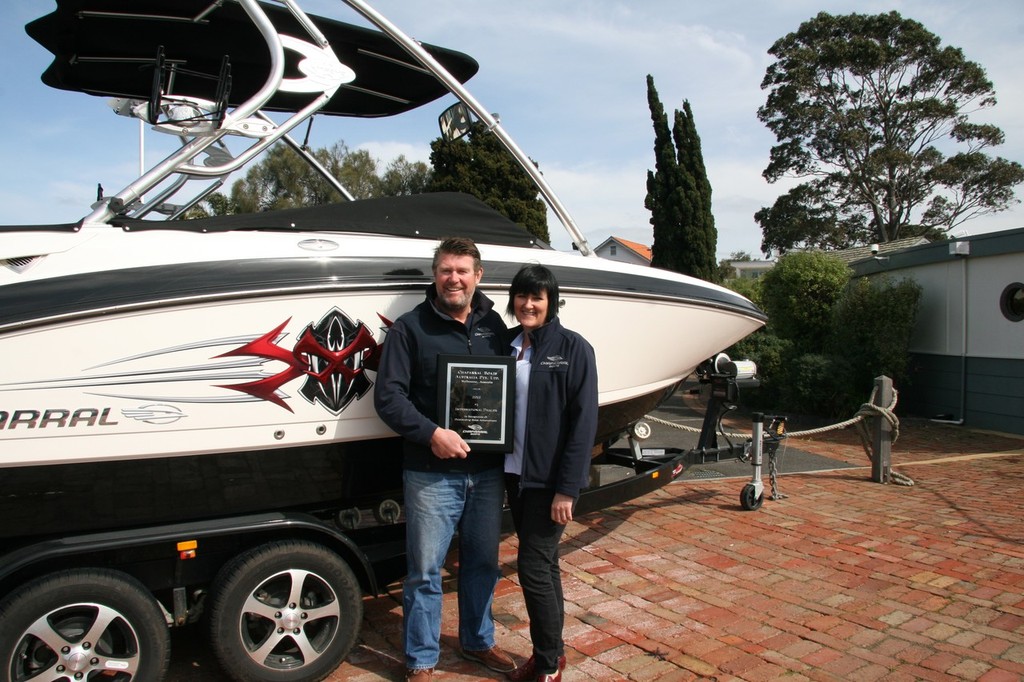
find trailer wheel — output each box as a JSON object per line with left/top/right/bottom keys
{"left": 208, "top": 540, "right": 362, "bottom": 682}
{"left": 740, "top": 484, "right": 764, "bottom": 511}
{"left": 630, "top": 421, "right": 652, "bottom": 440}
{"left": 0, "top": 569, "right": 170, "bottom": 682}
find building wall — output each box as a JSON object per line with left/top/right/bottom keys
{"left": 901, "top": 260, "right": 965, "bottom": 355}
{"left": 965, "top": 253, "right": 1023, "bottom": 359}
{"left": 855, "top": 230, "right": 1024, "bottom": 435}
{"left": 896, "top": 252, "right": 1023, "bottom": 360}
{"left": 905, "top": 354, "right": 1024, "bottom": 435}
{"left": 728, "top": 260, "right": 774, "bottom": 280}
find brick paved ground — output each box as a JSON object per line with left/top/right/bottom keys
{"left": 169, "top": 396, "right": 1024, "bottom": 681}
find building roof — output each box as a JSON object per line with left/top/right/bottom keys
{"left": 831, "top": 237, "right": 930, "bottom": 264}
{"left": 850, "top": 226, "right": 1024, "bottom": 276}
{"left": 595, "top": 236, "right": 652, "bottom": 262}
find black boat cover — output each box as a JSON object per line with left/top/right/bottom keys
{"left": 1, "top": 193, "right": 545, "bottom": 250}
{"left": 26, "top": 0, "right": 478, "bottom": 118}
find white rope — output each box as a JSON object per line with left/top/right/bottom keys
{"left": 643, "top": 383, "right": 914, "bottom": 485}
{"left": 850, "top": 387, "right": 913, "bottom": 486}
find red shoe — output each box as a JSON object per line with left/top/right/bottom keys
{"left": 536, "top": 672, "right": 562, "bottom": 682}
{"left": 507, "top": 654, "right": 566, "bottom": 681}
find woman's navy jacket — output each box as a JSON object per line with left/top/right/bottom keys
{"left": 512, "top": 316, "right": 598, "bottom": 499}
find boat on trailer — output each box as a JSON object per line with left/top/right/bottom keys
{"left": 0, "top": 1, "right": 766, "bottom": 680}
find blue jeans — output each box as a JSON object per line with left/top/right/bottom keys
{"left": 402, "top": 467, "right": 504, "bottom": 670}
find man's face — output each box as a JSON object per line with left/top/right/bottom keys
{"left": 433, "top": 253, "right": 482, "bottom": 316}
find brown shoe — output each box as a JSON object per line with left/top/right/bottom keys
{"left": 461, "top": 645, "right": 516, "bottom": 673}
{"left": 508, "top": 654, "right": 567, "bottom": 681}
{"left": 406, "top": 668, "right": 433, "bottom": 681}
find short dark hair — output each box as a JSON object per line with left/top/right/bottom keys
{"left": 506, "top": 263, "right": 560, "bottom": 323}
{"left": 433, "top": 237, "right": 481, "bottom": 272}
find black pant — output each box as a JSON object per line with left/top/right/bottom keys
{"left": 505, "top": 475, "right": 567, "bottom": 675}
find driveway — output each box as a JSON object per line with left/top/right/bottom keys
{"left": 167, "top": 391, "right": 1024, "bottom": 681}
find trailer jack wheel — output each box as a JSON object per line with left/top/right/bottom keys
{"left": 630, "top": 421, "right": 652, "bottom": 440}
{"left": 740, "top": 483, "right": 763, "bottom": 511}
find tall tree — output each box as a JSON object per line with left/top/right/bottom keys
{"left": 645, "top": 76, "right": 718, "bottom": 281}
{"left": 194, "top": 141, "right": 430, "bottom": 216}
{"left": 379, "top": 156, "right": 432, "bottom": 196}
{"left": 757, "top": 11, "right": 1024, "bottom": 254}
{"left": 427, "top": 120, "right": 550, "bottom": 244}
{"left": 227, "top": 142, "right": 368, "bottom": 213}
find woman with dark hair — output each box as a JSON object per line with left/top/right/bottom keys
{"left": 503, "top": 263, "right": 599, "bottom": 682}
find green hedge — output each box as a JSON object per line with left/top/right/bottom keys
{"left": 725, "top": 252, "right": 921, "bottom": 418}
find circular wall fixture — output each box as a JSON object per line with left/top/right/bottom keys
{"left": 1000, "top": 282, "right": 1024, "bottom": 322}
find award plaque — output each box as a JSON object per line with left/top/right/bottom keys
{"left": 437, "top": 354, "right": 515, "bottom": 452}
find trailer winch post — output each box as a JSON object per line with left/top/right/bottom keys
{"left": 692, "top": 354, "right": 758, "bottom": 462}
{"left": 739, "top": 413, "right": 766, "bottom": 511}
{"left": 748, "top": 412, "right": 764, "bottom": 499}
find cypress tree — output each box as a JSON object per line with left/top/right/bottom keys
{"left": 645, "top": 76, "right": 718, "bottom": 281}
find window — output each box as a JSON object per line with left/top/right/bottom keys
{"left": 610, "top": 245, "right": 617, "bottom": 256}
{"left": 1000, "top": 282, "right": 1024, "bottom": 322}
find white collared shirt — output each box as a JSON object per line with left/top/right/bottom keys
{"left": 505, "top": 331, "right": 532, "bottom": 474}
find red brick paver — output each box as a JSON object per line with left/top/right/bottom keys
{"left": 168, "top": 412, "right": 1024, "bottom": 681}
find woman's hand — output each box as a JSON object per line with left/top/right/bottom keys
{"left": 551, "top": 493, "right": 575, "bottom": 525}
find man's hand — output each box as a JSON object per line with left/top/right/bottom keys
{"left": 551, "top": 493, "right": 575, "bottom": 525}
{"left": 430, "top": 427, "right": 471, "bottom": 459}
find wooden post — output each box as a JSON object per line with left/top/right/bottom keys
{"left": 872, "top": 375, "right": 892, "bottom": 483}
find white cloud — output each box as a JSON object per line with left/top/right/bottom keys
{"left": 540, "top": 158, "right": 651, "bottom": 251}
{"left": 4, "top": 0, "right": 1022, "bottom": 250}
{"left": 356, "top": 140, "right": 433, "bottom": 167}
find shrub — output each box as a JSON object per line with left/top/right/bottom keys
{"left": 760, "top": 251, "right": 850, "bottom": 355}
{"left": 725, "top": 328, "right": 790, "bottom": 409}
{"left": 724, "top": 253, "right": 921, "bottom": 420}
{"left": 779, "top": 352, "right": 858, "bottom": 417}
{"left": 828, "top": 275, "right": 922, "bottom": 394}
{"left": 723, "top": 276, "right": 764, "bottom": 310}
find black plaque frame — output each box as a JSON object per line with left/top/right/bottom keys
{"left": 437, "top": 354, "right": 515, "bottom": 452}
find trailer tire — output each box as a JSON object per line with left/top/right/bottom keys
{"left": 0, "top": 568, "right": 170, "bottom": 682}
{"left": 208, "top": 540, "right": 362, "bottom": 682}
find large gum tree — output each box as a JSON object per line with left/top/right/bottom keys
{"left": 756, "top": 11, "right": 1024, "bottom": 254}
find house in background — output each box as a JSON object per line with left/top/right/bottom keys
{"left": 722, "top": 259, "right": 775, "bottom": 280}
{"left": 850, "top": 228, "right": 1024, "bottom": 435}
{"left": 594, "top": 236, "right": 652, "bottom": 266}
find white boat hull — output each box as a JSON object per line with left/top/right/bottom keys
{"left": 0, "top": 228, "right": 763, "bottom": 468}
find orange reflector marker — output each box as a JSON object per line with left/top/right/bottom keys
{"left": 652, "top": 471, "right": 660, "bottom": 479}
{"left": 177, "top": 540, "right": 198, "bottom": 560}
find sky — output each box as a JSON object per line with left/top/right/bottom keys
{"left": 2, "top": 0, "right": 1023, "bottom": 260}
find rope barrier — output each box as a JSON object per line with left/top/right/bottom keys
{"left": 643, "top": 383, "right": 914, "bottom": 486}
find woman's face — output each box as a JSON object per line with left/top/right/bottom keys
{"left": 513, "top": 290, "right": 548, "bottom": 333}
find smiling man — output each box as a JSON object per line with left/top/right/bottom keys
{"left": 373, "top": 237, "right": 515, "bottom": 681}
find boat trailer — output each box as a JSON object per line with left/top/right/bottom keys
{"left": 626, "top": 355, "right": 789, "bottom": 511}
